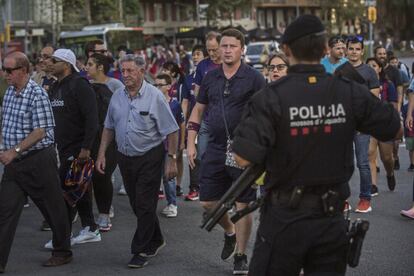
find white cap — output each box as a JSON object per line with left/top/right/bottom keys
{"left": 52, "top": 49, "right": 80, "bottom": 72}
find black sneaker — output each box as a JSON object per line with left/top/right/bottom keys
{"left": 128, "top": 254, "right": 148, "bottom": 268}
{"left": 371, "top": 185, "right": 379, "bottom": 197}
{"left": 139, "top": 240, "right": 166, "bottom": 258}
{"left": 221, "top": 233, "right": 237, "bottom": 261}
{"left": 176, "top": 186, "right": 183, "bottom": 197}
{"left": 394, "top": 159, "right": 400, "bottom": 170}
{"left": 233, "top": 254, "right": 249, "bottom": 275}
{"left": 408, "top": 164, "right": 414, "bottom": 172}
{"left": 387, "top": 175, "right": 396, "bottom": 191}
{"left": 41, "top": 220, "right": 51, "bottom": 231}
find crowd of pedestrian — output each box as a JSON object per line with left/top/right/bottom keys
{"left": 0, "top": 17, "right": 413, "bottom": 275}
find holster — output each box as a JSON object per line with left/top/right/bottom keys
{"left": 347, "top": 219, "right": 370, "bottom": 267}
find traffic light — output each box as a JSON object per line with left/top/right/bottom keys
{"left": 368, "top": 7, "right": 377, "bottom": 23}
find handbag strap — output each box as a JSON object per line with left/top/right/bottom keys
{"left": 219, "top": 80, "right": 231, "bottom": 139}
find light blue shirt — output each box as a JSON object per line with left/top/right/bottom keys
{"left": 320, "top": 56, "right": 348, "bottom": 74}
{"left": 408, "top": 78, "right": 414, "bottom": 93}
{"left": 105, "top": 80, "right": 179, "bottom": 156}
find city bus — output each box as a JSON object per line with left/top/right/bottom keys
{"left": 59, "top": 23, "right": 145, "bottom": 58}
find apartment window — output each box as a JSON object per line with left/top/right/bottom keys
{"left": 166, "top": 3, "right": 172, "bottom": 21}
{"left": 154, "top": 3, "right": 162, "bottom": 21}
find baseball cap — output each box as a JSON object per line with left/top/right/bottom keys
{"left": 281, "top": 14, "right": 326, "bottom": 45}
{"left": 52, "top": 49, "right": 80, "bottom": 72}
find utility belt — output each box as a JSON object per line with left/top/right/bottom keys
{"left": 270, "top": 185, "right": 345, "bottom": 216}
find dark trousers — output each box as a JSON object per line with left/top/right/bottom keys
{"left": 0, "top": 147, "right": 72, "bottom": 268}
{"left": 117, "top": 143, "right": 164, "bottom": 255}
{"left": 249, "top": 201, "right": 348, "bottom": 276}
{"left": 92, "top": 141, "right": 117, "bottom": 214}
{"left": 59, "top": 154, "right": 96, "bottom": 231}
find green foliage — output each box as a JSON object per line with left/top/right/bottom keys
{"left": 62, "top": 0, "right": 141, "bottom": 26}
{"left": 206, "top": 0, "right": 251, "bottom": 25}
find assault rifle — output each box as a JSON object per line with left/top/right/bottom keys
{"left": 200, "top": 164, "right": 265, "bottom": 232}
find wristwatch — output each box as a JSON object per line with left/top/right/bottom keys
{"left": 168, "top": 153, "right": 177, "bottom": 160}
{"left": 14, "top": 145, "right": 22, "bottom": 156}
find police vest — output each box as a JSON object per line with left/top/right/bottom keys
{"left": 265, "top": 74, "right": 356, "bottom": 190}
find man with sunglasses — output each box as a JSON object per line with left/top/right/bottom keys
{"left": 0, "top": 51, "right": 73, "bottom": 272}
{"left": 46, "top": 49, "right": 100, "bottom": 247}
{"left": 321, "top": 36, "right": 347, "bottom": 74}
{"left": 187, "top": 28, "right": 265, "bottom": 275}
{"left": 33, "top": 46, "right": 57, "bottom": 93}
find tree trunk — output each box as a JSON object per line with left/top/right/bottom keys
{"left": 84, "top": 0, "right": 92, "bottom": 24}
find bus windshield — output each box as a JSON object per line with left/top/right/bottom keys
{"left": 59, "top": 26, "right": 144, "bottom": 58}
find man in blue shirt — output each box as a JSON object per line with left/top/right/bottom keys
{"left": 187, "top": 29, "right": 266, "bottom": 275}
{"left": 0, "top": 52, "right": 72, "bottom": 272}
{"left": 321, "top": 35, "right": 347, "bottom": 74}
{"left": 96, "top": 54, "right": 178, "bottom": 269}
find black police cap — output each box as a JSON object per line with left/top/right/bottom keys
{"left": 281, "top": 14, "right": 326, "bottom": 45}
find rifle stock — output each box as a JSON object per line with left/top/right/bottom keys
{"left": 201, "top": 164, "right": 265, "bottom": 232}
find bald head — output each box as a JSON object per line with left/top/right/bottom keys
{"left": 5, "top": 51, "right": 30, "bottom": 74}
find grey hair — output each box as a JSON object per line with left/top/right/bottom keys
{"left": 119, "top": 54, "right": 146, "bottom": 68}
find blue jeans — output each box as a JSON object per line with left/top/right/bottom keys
{"left": 354, "top": 133, "right": 372, "bottom": 200}
{"left": 163, "top": 177, "right": 177, "bottom": 206}
{"left": 162, "top": 155, "right": 177, "bottom": 206}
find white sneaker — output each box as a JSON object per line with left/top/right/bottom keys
{"left": 73, "top": 226, "right": 101, "bottom": 244}
{"left": 44, "top": 236, "right": 75, "bottom": 249}
{"left": 109, "top": 205, "right": 115, "bottom": 218}
{"left": 162, "top": 204, "right": 177, "bottom": 218}
{"left": 96, "top": 214, "right": 112, "bottom": 232}
{"left": 118, "top": 185, "right": 127, "bottom": 195}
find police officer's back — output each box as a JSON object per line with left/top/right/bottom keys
{"left": 232, "top": 15, "right": 402, "bottom": 276}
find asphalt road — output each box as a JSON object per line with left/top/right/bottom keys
{"left": 3, "top": 55, "right": 414, "bottom": 275}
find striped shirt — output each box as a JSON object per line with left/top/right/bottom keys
{"left": 2, "top": 78, "right": 55, "bottom": 153}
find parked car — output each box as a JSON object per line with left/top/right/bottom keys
{"left": 244, "top": 41, "right": 280, "bottom": 70}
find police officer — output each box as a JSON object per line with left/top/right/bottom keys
{"left": 232, "top": 15, "right": 402, "bottom": 275}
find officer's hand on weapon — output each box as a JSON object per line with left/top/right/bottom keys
{"left": 187, "top": 142, "right": 197, "bottom": 169}
{"left": 234, "top": 153, "right": 251, "bottom": 168}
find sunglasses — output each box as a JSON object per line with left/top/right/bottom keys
{"left": 267, "top": 64, "right": 287, "bottom": 72}
{"left": 39, "top": 54, "right": 52, "bottom": 60}
{"left": 51, "top": 58, "right": 65, "bottom": 64}
{"left": 347, "top": 35, "right": 364, "bottom": 44}
{"left": 93, "top": 49, "right": 108, "bottom": 54}
{"left": 2, "top": 66, "right": 23, "bottom": 74}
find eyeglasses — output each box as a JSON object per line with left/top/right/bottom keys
{"left": 154, "top": 83, "right": 168, "bottom": 88}
{"left": 93, "top": 49, "right": 108, "bottom": 54}
{"left": 51, "top": 58, "right": 65, "bottom": 64}
{"left": 39, "top": 54, "right": 52, "bottom": 60}
{"left": 347, "top": 35, "right": 364, "bottom": 44}
{"left": 267, "top": 64, "right": 287, "bottom": 72}
{"left": 328, "top": 36, "right": 345, "bottom": 47}
{"left": 2, "top": 66, "right": 22, "bottom": 74}
{"left": 223, "top": 80, "right": 231, "bottom": 97}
